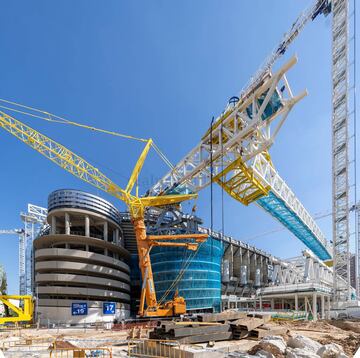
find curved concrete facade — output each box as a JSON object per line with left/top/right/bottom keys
{"left": 34, "top": 189, "right": 131, "bottom": 324}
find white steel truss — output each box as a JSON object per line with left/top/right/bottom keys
{"left": 252, "top": 153, "right": 331, "bottom": 257}
{"left": 269, "top": 250, "right": 343, "bottom": 290}
{"left": 20, "top": 204, "right": 47, "bottom": 295}
{"left": 149, "top": 56, "right": 332, "bottom": 260}
{"left": 27, "top": 204, "right": 47, "bottom": 222}
{"left": 0, "top": 229, "right": 25, "bottom": 294}
{"left": 150, "top": 56, "right": 306, "bottom": 196}
{"left": 332, "top": 0, "right": 351, "bottom": 301}
{"left": 238, "top": 0, "right": 331, "bottom": 102}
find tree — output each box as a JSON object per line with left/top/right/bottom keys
{"left": 0, "top": 266, "right": 9, "bottom": 317}
{"left": 0, "top": 270, "right": 7, "bottom": 294}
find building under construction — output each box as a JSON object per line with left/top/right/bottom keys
{"left": 26, "top": 187, "right": 352, "bottom": 324}
{"left": 0, "top": 1, "right": 360, "bottom": 356}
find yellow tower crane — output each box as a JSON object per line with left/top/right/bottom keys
{"left": 0, "top": 111, "right": 207, "bottom": 317}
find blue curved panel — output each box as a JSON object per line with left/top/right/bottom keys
{"left": 257, "top": 191, "right": 331, "bottom": 260}
{"left": 151, "top": 237, "right": 223, "bottom": 312}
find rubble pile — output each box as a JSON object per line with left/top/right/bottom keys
{"left": 229, "top": 334, "right": 350, "bottom": 358}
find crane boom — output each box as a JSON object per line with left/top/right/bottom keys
{"left": 149, "top": 56, "right": 306, "bottom": 200}
{"left": 0, "top": 110, "right": 206, "bottom": 317}
{"left": 149, "top": 1, "right": 334, "bottom": 260}
{"left": 239, "top": 0, "right": 331, "bottom": 101}
{"left": 0, "top": 111, "right": 128, "bottom": 202}
{"left": 0, "top": 229, "right": 23, "bottom": 235}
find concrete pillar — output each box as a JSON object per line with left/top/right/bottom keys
{"left": 305, "top": 296, "right": 308, "bottom": 313}
{"left": 85, "top": 215, "right": 90, "bottom": 237}
{"left": 295, "top": 293, "right": 299, "bottom": 311}
{"left": 271, "top": 299, "right": 274, "bottom": 310}
{"left": 251, "top": 253, "right": 256, "bottom": 283}
{"left": 281, "top": 298, "right": 284, "bottom": 310}
{"left": 65, "top": 213, "right": 70, "bottom": 235}
{"left": 230, "top": 244, "right": 234, "bottom": 278}
{"left": 327, "top": 296, "right": 331, "bottom": 319}
{"left": 103, "top": 222, "right": 108, "bottom": 241}
{"left": 259, "top": 296, "right": 263, "bottom": 311}
{"left": 115, "top": 228, "right": 119, "bottom": 244}
{"left": 312, "top": 292, "right": 317, "bottom": 321}
{"left": 51, "top": 216, "right": 57, "bottom": 235}
{"left": 321, "top": 295, "right": 325, "bottom": 319}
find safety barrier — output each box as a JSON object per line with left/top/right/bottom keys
{"left": 2, "top": 336, "right": 54, "bottom": 350}
{"left": 113, "top": 320, "right": 158, "bottom": 331}
{"left": 272, "top": 310, "right": 308, "bottom": 321}
{"left": 0, "top": 322, "right": 39, "bottom": 331}
{"left": 49, "top": 345, "right": 112, "bottom": 358}
{"left": 128, "top": 339, "right": 183, "bottom": 358}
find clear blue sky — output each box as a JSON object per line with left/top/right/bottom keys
{"left": 0, "top": 0, "right": 358, "bottom": 294}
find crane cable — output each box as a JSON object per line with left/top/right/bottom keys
{"left": 0, "top": 98, "right": 205, "bottom": 305}
{"left": 0, "top": 99, "right": 200, "bottom": 305}
{"left": 158, "top": 117, "right": 217, "bottom": 306}
{"left": 157, "top": 239, "right": 206, "bottom": 306}
{"left": 157, "top": 232, "right": 204, "bottom": 305}
{"left": 0, "top": 98, "right": 175, "bottom": 171}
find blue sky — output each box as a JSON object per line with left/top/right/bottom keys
{"left": 0, "top": 0, "right": 358, "bottom": 294}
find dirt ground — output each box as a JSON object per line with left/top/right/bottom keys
{"left": 276, "top": 319, "right": 360, "bottom": 356}
{"left": 0, "top": 319, "right": 359, "bottom": 357}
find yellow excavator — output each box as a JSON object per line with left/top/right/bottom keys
{"left": 0, "top": 111, "right": 207, "bottom": 317}
{"left": 0, "top": 295, "right": 33, "bottom": 325}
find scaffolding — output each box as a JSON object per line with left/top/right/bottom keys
{"left": 20, "top": 204, "right": 47, "bottom": 295}
{"left": 331, "top": 0, "right": 351, "bottom": 301}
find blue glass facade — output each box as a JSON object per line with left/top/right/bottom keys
{"left": 130, "top": 237, "right": 223, "bottom": 313}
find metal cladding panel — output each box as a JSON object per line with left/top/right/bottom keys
{"left": 151, "top": 236, "right": 223, "bottom": 312}
{"left": 257, "top": 191, "right": 331, "bottom": 260}
{"left": 129, "top": 237, "right": 223, "bottom": 312}
{"left": 48, "top": 189, "right": 121, "bottom": 225}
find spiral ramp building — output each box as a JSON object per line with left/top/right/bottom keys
{"left": 34, "top": 190, "right": 131, "bottom": 324}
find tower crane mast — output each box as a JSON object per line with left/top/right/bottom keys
{"left": 0, "top": 229, "right": 26, "bottom": 295}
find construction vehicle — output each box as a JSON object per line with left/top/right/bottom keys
{"left": 0, "top": 243, "right": 34, "bottom": 325}
{"left": 0, "top": 59, "right": 304, "bottom": 317}
{"left": 0, "top": 295, "right": 33, "bottom": 324}
{"left": 0, "top": 1, "right": 333, "bottom": 319}
{"left": 0, "top": 113, "right": 207, "bottom": 317}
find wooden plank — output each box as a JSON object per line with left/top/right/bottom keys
{"left": 170, "top": 324, "right": 231, "bottom": 338}
{"left": 197, "top": 311, "right": 247, "bottom": 322}
{"left": 178, "top": 331, "right": 233, "bottom": 344}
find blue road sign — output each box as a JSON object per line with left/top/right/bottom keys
{"left": 103, "top": 302, "right": 116, "bottom": 315}
{"left": 71, "top": 302, "right": 88, "bottom": 316}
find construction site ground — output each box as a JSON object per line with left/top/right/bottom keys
{"left": 0, "top": 319, "right": 359, "bottom": 357}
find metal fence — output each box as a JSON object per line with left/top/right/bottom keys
{"left": 128, "top": 339, "right": 183, "bottom": 358}
{"left": 49, "top": 346, "right": 112, "bottom": 358}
